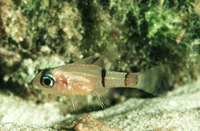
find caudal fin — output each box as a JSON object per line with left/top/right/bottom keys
{"left": 137, "top": 66, "right": 170, "bottom": 96}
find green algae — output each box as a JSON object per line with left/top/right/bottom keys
{"left": 1, "top": 0, "right": 200, "bottom": 129}
{"left": 0, "top": 0, "right": 199, "bottom": 98}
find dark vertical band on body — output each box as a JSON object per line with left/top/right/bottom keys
{"left": 124, "top": 73, "right": 129, "bottom": 86}
{"left": 101, "top": 68, "right": 106, "bottom": 87}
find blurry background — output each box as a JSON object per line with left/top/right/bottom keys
{"left": 0, "top": 0, "right": 200, "bottom": 130}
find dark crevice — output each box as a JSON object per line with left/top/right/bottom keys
{"left": 77, "top": 0, "right": 97, "bottom": 49}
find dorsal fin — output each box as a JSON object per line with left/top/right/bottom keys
{"left": 74, "top": 56, "right": 98, "bottom": 64}
{"left": 74, "top": 55, "right": 112, "bottom": 70}
{"left": 93, "top": 56, "right": 111, "bottom": 70}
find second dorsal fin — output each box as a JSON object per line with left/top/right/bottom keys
{"left": 93, "top": 56, "right": 111, "bottom": 70}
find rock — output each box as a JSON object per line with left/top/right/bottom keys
{"left": 0, "top": 78, "right": 200, "bottom": 130}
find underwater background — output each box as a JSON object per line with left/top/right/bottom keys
{"left": 1, "top": 0, "right": 200, "bottom": 130}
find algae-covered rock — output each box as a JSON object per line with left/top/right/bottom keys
{"left": 0, "top": 0, "right": 200, "bottom": 130}
{"left": 1, "top": 0, "right": 199, "bottom": 90}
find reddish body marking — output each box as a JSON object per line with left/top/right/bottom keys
{"left": 53, "top": 70, "right": 68, "bottom": 88}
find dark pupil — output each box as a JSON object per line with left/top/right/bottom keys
{"left": 44, "top": 78, "right": 51, "bottom": 86}
{"left": 40, "top": 73, "right": 55, "bottom": 88}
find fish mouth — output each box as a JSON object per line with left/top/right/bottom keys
{"left": 33, "top": 72, "right": 42, "bottom": 88}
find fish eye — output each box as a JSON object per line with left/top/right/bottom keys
{"left": 40, "top": 74, "right": 55, "bottom": 88}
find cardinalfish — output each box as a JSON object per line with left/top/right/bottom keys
{"left": 33, "top": 56, "right": 167, "bottom": 98}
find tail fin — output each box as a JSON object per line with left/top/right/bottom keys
{"left": 137, "top": 66, "right": 170, "bottom": 96}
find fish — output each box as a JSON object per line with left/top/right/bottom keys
{"left": 33, "top": 56, "right": 168, "bottom": 98}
